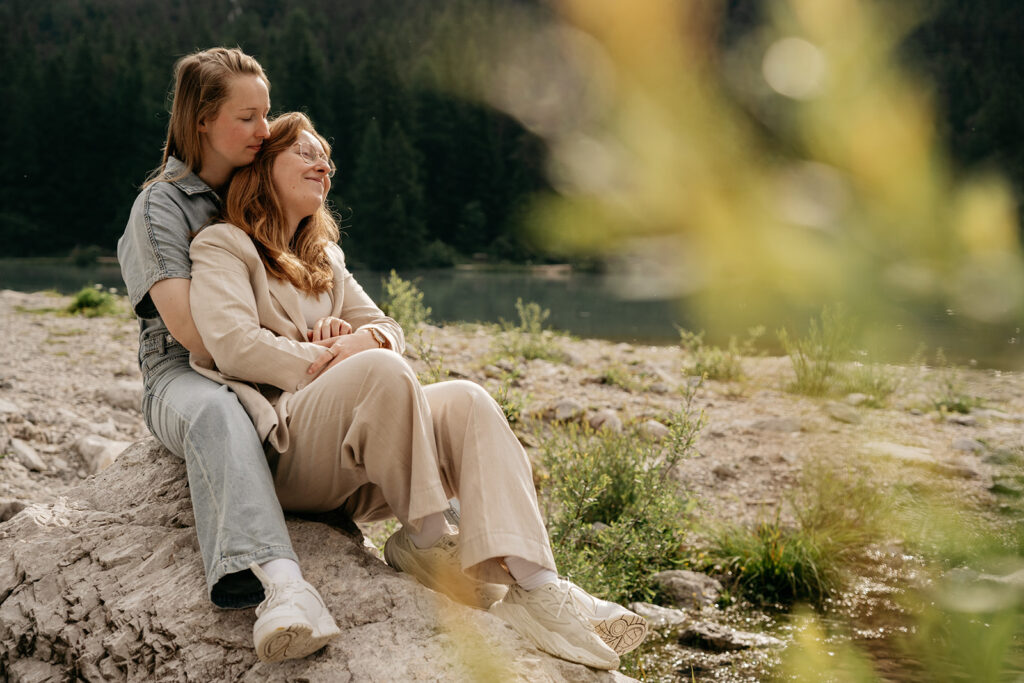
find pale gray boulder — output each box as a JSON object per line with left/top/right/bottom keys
{"left": 652, "top": 570, "right": 722, "bottom": 610}
{"left": 0, "top": 438, "right": 633, "bottom": 683}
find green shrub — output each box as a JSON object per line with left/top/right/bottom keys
{"left": 679, "top": 326, "right": 764, "bottom": 381}
{"left": 495, "top": 298, "right": 564, "bottom": 362}
{"left": 379, "top": 271, "right": 448, "bottom": 384}
{"left": 712, "top": 513, "right": 835, "bottom": 605}
{"left": 380, "top": 270, "right": 431, "bottom": 331}
{"left": 66, "top": 284, "right": 120, "bottom": 317}
{"left": 778, "top": 306, "right": 900, "bottom": 405}
{"left": 540, "top": 389, "right": 704, "bottom": 604}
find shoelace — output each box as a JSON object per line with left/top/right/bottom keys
{"left": 553, "top": 579, "right": 574, "bottom": 619}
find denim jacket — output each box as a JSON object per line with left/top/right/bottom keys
{"left": 117, "top": 157, "right": 220, "bottom": 369}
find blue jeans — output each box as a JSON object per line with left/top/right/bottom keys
{"left": 139, "top": 329, "right": 297, "bottom": 608}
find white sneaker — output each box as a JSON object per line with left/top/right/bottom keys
{"left": 566, "top": 584, "right": 648, "bottom": 655}
{"left": 250, "top": 562, "right": 341, "bottom": 662}
{"left": 383, "top": 528, "right": 508, "bottom": 609}
{"left": 489, "top": 579, "right": 620, "bottom": 670}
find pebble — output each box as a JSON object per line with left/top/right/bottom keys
{"left": 946, "top": 413, "right": 978, "bottom": 427}
{"left": 552, "top": 399, "right": 585, "bottom": 422}
{"left": 865, "top": 441, "right": 933, "bottom": 465}
{"left": 562, "top": 351, "right": 584, "bottom": 366}
{"left": 826, "top": 402, "right": 863, "bottom": 424}
{"left": 0, "top": 498, "right": 26, "bottom": 522}
{"left": 11, "top": 438, "right": 46, "bottom": 472}
{"left": 712, "top": 464, "right": 735, "bottom": 479}
{"left": 652, "top": 570, "right": 722, "bottom": 610}
{"left": 640, "top": 420, "right": 670, "bottom": 441}
{"left": 845, "top": 393, "right": 870, "bottom": 406}
{"left": 75, "top": 435, "right": 130, "bottom": 474}
{"left": 952, "top": 437, "right": 985, "bottom": 453}
{"left": 0, "top": 398, "right": 20, "bottom": 416}
{"left": 93, "top": 419, "right": 121, "bottom": 440}
{"left": 751, "top": 417, "right": 803, "bottom": 433}
{"left": 679, "top": 621, "right": 785, "bottom": 651}
{"left": 628, "top": 602, "right": 689, "bottom": 629}
{"left": 588, "top": 409, "right": 623, "bottom": 433}
{"left": 99, "top": 381, "right": 143, "bottom": 412}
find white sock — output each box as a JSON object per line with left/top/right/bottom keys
{"left": 408, "top": 512, "right": 455, "bottom": 549}
{"left": 505, "top": 556, "right": 558, "bottom": 591}
{"left": 258, "top": 558, "right": 304, "bottom": 584}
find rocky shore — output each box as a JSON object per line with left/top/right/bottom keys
{"left": 2, "top": 288, "right": 1022, "bottom": 681}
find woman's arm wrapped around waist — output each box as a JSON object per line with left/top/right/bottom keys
{"left": 189, "top": 223, "right": 326, "bottom": 393}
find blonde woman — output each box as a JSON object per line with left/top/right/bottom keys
{"left": 117, "top": 48, "right": 339, "bottom": 662}
{"left": 187, "top": 112, "right": 648, "bottom": 670}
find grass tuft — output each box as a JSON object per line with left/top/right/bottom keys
{"left": 779, "top": 305, "right": 899, "bottom": 406}
{"left": 66, "top": 284, "right": 121, "bottom": 317}
{"left": 679, "top": 326, "right": 764, "bottom": 381}
{"left": 707, "top": 461, "right": 888, "bottom": 605}
{"left": 494, "top": 298, "right": 565, "bottom": 362}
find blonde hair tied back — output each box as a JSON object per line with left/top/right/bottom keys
{"left": 146, "top": 47, "right": 268, "bottom": 187}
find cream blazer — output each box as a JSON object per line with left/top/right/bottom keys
{"left": 188, "top": 222, "right": 405, "bottom": 452}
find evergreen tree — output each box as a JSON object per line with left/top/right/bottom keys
{"left": 346, "top": 119, "right": 426, "bottom": 268}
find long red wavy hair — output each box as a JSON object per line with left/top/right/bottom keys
{"left": 223, "top": 112, "right": 339, "bottom": 294}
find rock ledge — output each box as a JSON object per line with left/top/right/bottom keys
{"left": 0, "top": 438, "right": 629, "bottom": 682}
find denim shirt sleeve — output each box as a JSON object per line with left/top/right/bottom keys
{"left": 117, "top": 182, "right": 216, "bottom": 319}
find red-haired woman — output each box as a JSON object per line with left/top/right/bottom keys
{"left": 187, "top": 112, "right": 647, "bottom": 670}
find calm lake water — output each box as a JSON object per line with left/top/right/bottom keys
{"left": 0, "top": 259, "right": 689, "bottom": 345}
{"left": 2, "top": 258, "right": 1020, "bottom": 368}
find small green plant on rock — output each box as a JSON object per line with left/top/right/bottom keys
{"left": 495, "top": 298, "right": 564, "bottom": 362}
{"left": 597, "top": 363, "right": 642, "bottom": 392}
{"left": 380, "top": 271, "right": 448, "bottom": 384}
{"left": 834, "top": 360, "right": 900, "bottom": 408}
{"left": 66, "top": 284, "right": 121, "bottom": 318}
{"left": 929, "top": 349, "right": 984, "bottom": 414}
{"left": 490, "top": 380, "right": 524, "bottom": 424}
{"left": 679, "top": 326, "right": 764, "bottom": 381}
{"left": 380, "top": 270, "right": 431, "bottom": 331}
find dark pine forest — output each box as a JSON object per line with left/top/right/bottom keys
{"left": 1, "top": 0, "right": 1021, "bottom": 270}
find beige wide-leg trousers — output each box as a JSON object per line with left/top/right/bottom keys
{"left": 270, "top": 348, "right": 555, "bottom": 584}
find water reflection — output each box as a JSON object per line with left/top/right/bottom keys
{"left": 1, "top": 259, "right": 1019, "bottom": 369}
{"left": 0, "top": 259, "right": 688, "bottom": 345}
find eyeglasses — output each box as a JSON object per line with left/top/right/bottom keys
{"left": 293, "top": 141, "right": 336, "bottom": 178}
